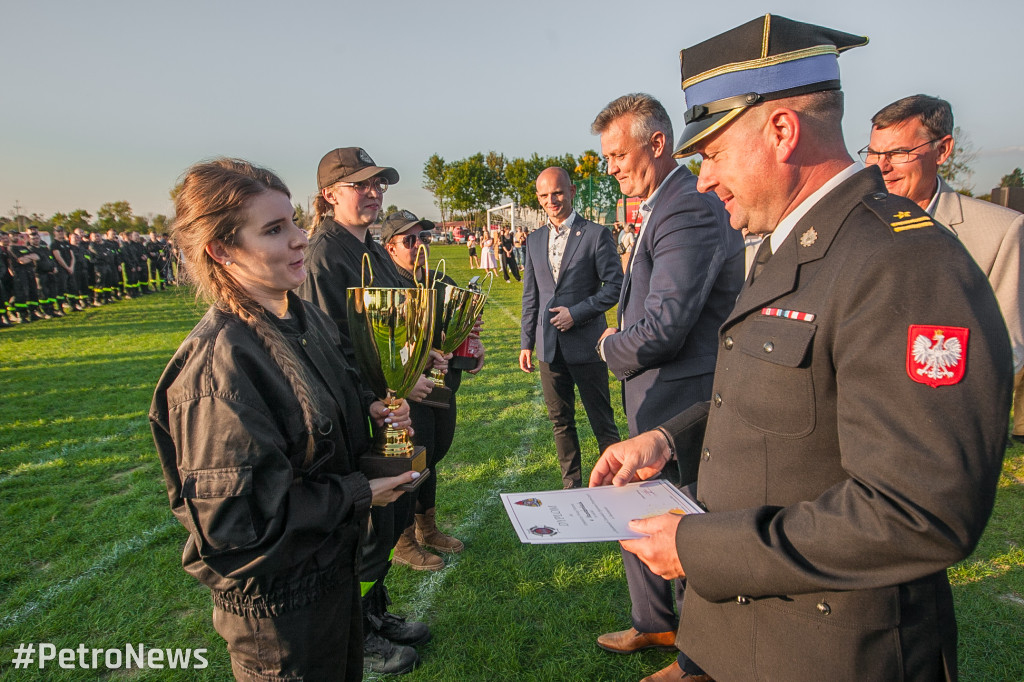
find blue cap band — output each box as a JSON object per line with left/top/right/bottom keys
{"left": 683, "top": 53, "right": 839, "bottom": 110}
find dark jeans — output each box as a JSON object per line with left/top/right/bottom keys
{"left": 538, "top": 346, "right": 620, "bottom": 487}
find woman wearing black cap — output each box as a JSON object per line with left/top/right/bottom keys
{"left": 298, "top": 148, "right": 437, "bottom": 676}
{"left": 380, "top": 211, "right": 486, "bottom": 571}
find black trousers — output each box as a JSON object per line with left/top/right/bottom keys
{"left": 212, "top": 570, "right": 362, "bottom": 681}
{"left": 501, "top": 251, "right": 520, "bottom": 281}
{"left": 37, "top": 271, "right": 57, "bottom": 313}
{"left": 538, "top": 346, "right": 620, "bottom": 488}
{"left": 11, "top": 268, "right": 38, "bottom": 318}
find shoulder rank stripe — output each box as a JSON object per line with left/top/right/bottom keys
{"left": 761, "top": 307, "right": 816, "bottom": 322}
{"left": 890, "top": 216, "right": 934, "bottom": 232}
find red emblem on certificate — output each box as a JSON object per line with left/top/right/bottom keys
{"left": 907, "top": 325, "right": 968, "bottom": 387}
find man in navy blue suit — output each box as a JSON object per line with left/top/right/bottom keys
{"left": 519, "top": 167, "right": 623, "bottom": 489}
{"left": 591, "top": 93, "right": 743, "bottom": 682}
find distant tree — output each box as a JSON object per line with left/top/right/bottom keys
{"left": 293, "top": 203, "right": 310, "bottom": 231}
{"left": 686, "top": 157, "right": 702, "bottom": 176}
{"left": 131, "top": 215, "right": 150, "bottom": 232}
{"left": 999, "top": 167, "right": 1024, "bottom": 188}
{"left": 66, "top": 209, "right": 93, "bottom": 233}
{"left": 422, "top": 154, "right": 450, "bottom": 226}
{"left": 504, "top": 154, "right": 548, "bottom": 211}
{"left": 385, "top": 204, "right": 400, "bottom": 216}
{"left": 938, "top": 126, "right": 976, "bottom": 193}
{"left": 151, "top": 215, "right": 170, "bottom": 233}
{"left": 485, "top": 151, "right": 507, "bottom": 203}
{"left": 49, "top": 212, "right": 69, "bottom": 229}
{"left": 96, "top": 201, "right": 134, "bottom": 233}
{"left": 447, "top": 153, "right": 504, "bottom": 226}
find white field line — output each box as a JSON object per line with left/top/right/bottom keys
{"left": 999, "top": 593, "right": 1024, "bottom": 607}
{"left": 0, "top": 428, "right": 140, "bottom": 486}
{"left": 0, "top": 520, "right": 177, "bottom": 631}
{"left": 397, "top": 298, "right": 546, "bottom": 620}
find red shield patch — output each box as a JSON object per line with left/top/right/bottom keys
{"left": 906, "top": 325, "right": 968, "bottom": 387}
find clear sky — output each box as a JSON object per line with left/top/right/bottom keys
{"left": 3, "top": 0, "right": 1021, "bottom": 223}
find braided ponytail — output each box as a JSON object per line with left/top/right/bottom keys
{"left": 172, "top": 159, "right": 322, "bottom": 461}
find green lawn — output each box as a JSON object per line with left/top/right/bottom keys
{"left": 1, "top": 244, "right": 1021, "bottom": 680}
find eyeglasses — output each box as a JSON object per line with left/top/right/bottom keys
{"left": 337, "top": 177, "right": 389, "bottom": 194}
{"left": 396, "top": 231, "right": 433, "bottom": 248}
{"left": 858, "top": 138, "right": 940, "bottom": 165}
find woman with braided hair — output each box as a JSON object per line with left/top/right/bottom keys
{"left": 150, "top": 158, "right": 415, "bottom": 681}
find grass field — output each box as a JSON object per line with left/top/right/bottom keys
{"left": 1, "top": 243, "right": 1022, "bottom": 681}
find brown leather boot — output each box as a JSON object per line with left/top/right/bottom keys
{"left": 415, "top": 508, "right": 464, "bottom": 553}
{"left": 393, "top": 524, "right": 443, "bottom": 571}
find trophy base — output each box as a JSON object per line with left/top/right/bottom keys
{"left": 360, "top": 445, "right": 431, "bottom": 492}
{"left": 420, "top": 384, "right": 452, "bottom": 409}
{"left": 450, "top": 355, "right": 478, "bottom": 371}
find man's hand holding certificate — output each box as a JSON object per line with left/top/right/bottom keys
{"left": 500, "top": 480, "right": 703, "bottom": 544}
{"left": 501, "top": 428, "right": 701, "bottom": 580}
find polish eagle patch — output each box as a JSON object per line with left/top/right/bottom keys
{"left": 907, "top": 325, "right": 968, "bottom": 387}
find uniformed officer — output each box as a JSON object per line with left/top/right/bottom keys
{"left": 51, "top": 226, "right": 79, "bottom": 312}
{"left": 591, "top": 15, "right": 1012, "bottom": 682}
{"left": 9, "top": 232, "right": 42, "bottom": 322}
{"left": 29, "top": 228, "right": 62, "bottom": 318}
{"left": 0, "top": 231, "right": 13, "bottom": 327}
{"left": 68, "top": 230, "right": 90, "bottom": 308}
{"left": 89, "top": 231, "right": 114, "bottom": 304}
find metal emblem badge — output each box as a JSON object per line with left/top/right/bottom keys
{"left": 799, "top": 228, "right": 817, "bottom": 247}
{"left": 907, "top": 325, "right": 968, "bottom": 387}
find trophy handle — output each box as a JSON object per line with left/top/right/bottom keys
{"left": 481, "top": 270, "right": 495, "bottom": 298}
{"left": 415, "top": 244, "right": 430, "bottom": 288}
{"left": 361, "top": 253, "right": 374, "bottom": 289}
{"left": 432, "top": 258, "right": 447, "bottom": 288}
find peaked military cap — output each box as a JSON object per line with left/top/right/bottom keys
{"left": 673, "top": 14, "right": 868, "bottom": 157}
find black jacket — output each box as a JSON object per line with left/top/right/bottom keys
{"left": 297, "top": 218, "right": 404, "bottom": 367}
{"left": 150, "top": 293, "right": 373, "bottom": 617}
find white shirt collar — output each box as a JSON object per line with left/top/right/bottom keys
{"left": 769, "top": 162, "right": 863, "bottom": 253}
{"left": 925, "top": 178, "right": 942, "bottom": 215}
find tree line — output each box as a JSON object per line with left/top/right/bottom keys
{"left": 422, "top": 151, "right": 627, "bottom": 227}
{"left": 2, "top": 201, "right": 171, "bottom": 235}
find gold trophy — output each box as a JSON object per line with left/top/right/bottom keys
{"left": 347, "top": 253, "right": 435, "bottom": 491}
{"left": 420, "top": 261, "right": 492, "bottom": 408}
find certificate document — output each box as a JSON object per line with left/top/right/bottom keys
{"left": 501, "top": 480, "right": 704, "bottom": 544}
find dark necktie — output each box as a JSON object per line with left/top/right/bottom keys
{"left": 751, "top": 238, "right": 773, "bottom": 281}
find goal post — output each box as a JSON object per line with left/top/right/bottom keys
{"left": 485, "top": 202, "right": 515, "bottom": 234}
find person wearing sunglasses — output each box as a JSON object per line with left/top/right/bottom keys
{"left": 299, "top": 148, "right": 437, "bottom": 675}
{"left": 381, "top": 210, "right": 486, "bottom": 574}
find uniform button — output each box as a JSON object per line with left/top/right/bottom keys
{"left": 736, "top": 596, "right": 750, "bottom": 605}
{"left": 872, "top": 192, "right": 886, "bottom": 200}
{"left": 701, "top": 448, "right": 710, "bottom": 462}
{"left": 301, "top": 338, "right": 307, "bottom": 346}
{"left": 713, "top": 393, "right": 722, "bottom": 407}
{"left": 763, "top": 341, "right": 774, "bottom": 353}
{"left": 724, "top": 336, "right": 734, "bottom": 350}
{"left": 816, "top": 601, "right": 831, "bottom": 615}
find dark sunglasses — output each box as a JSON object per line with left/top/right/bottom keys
{"left": 396, "top": 230, "right": 433, "bottom": 248}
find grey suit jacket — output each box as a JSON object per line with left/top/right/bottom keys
{"left": 602, "top": 166, "right": 744, "bottom": 434}
{"left": 933, "top": 177, "right": 1024, "bottom": 371}
{"left": 520, "top": 214, "right": 622, "bottom": 365}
